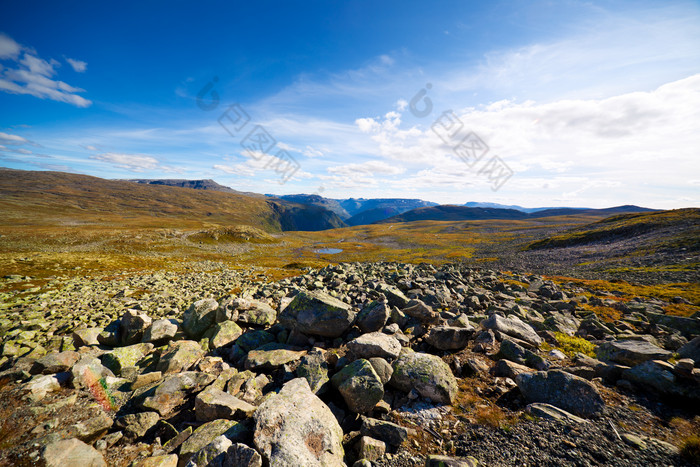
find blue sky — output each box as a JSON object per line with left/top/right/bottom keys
{"left": 1, "top": 1, "right": 699, "bottom": 208}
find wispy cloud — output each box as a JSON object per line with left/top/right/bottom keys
{"left": 90, "top": 152, "right": 181, "bottom": 173}
{"left": 65, "top": 57, "right": 87, "bottom": 73}
{"left": 0, "top": 32, "right": 91, "bottom": 107}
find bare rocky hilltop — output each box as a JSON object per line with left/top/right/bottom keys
{"left": 0, "top": 262, "right": 699, "bottom": 466}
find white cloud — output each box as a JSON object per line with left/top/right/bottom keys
{"left": 0, "top": 33, "right": 91, "bottom": 107}
{"left": 0, "top": 131, "right": 29, "bottom": 145}
{"left": 0, "top": 33, "right": 20, "bottom": 59}
{"left": 90, "top": 153, "right": 160, "bottom": 172}
{"left": 328, "top": 160, "right": 405, "bottom": 176}
{"left": 66, "top": 57, "right": 87, "bottom": 73}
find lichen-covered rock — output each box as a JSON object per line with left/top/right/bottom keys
{"left": 400, "top": 299, "right": 438, "bottom": 323}
{"left": 347, "top": 332, "right": 401, "bottom": 360}
{"left": 253, "top": 377, "right": 344, "bottom": 466}
{"left": 183, "top": 298, "right": 219, "bottom": 339}
{"left": 296, "top": 349, "right": 330, "bottom": 394}
{"left": 377, "top": 283, "right": 409, "bottom": 308}
{"left": 331, "top": 358, "right": 384, "bottom": 413}
{"left": 132, "top": 454, "right": 178, "bottom": 467}
{"left": 236, "top": 299, "right": 277, "bottom": 327}
{"left": 622, "top": 359, "right": 700, "bottom": 401}
{"left": 425, "top": 326, "right": 474, "bottom": 351}
{"left": 597, "top": 340, "right": 672, "bottom": 366}
{"left": 279, "top": 290, "right": 355, "bottom": 338}
{"left": 142, "top": 371, "right": 215, "bottom": 416}
{"left": 72, "top": 327, "right": 101, "bottom": 347}
{"left": 368, "top": 357, "right": 393, "bottom": 385}
{"left": 156, "top": 340, "right": 204, "bottom": 374}
{"left": 390, "top": 351, "right": 457, "bottom": 404}
{"left": 101, "top": 342, "right": 153, "bottom": 375}
{"left": 120, "top": 411, "right": 160, "bottom": 439}
{"left": 360, "top": 416, "right": 411, "bottom": 448}
{"left": 204, "top": 320, "right": 243, "bottom": 349}
{"left": 516, "top": 369, "right": 605, "bottom": 418}
{"left": 71, "top": 356, "right": 115, "bottom": 389}
{"left": 235, "top": 330, "right": 276, "bottom": 352}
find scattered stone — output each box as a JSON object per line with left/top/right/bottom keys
{"left": 526, "top": 403, "right": 587, "bottom": 424}
{"left": 72, "top": 328, "right": 101, "bottom": 347}
{"left": 236, "top": 299, "right": 277, "bottom": 327}
{"left": 156, "top": 340, "right": 204, "bottom": 374}
{"left": 621, "top": 432, "right": 648, "bottom": 450}
{"left": 357, "top": 300, "right": 390, "bottom": 333}
{"left": 360, "top": 417, "right": 411, "bottom": 448}
{"left": 101, "top": 343, "right": 153, "bottom": 375}
{"left": 244, "top": 343, "right": 306, "bottom": 372}
{"left": 120, "top": 411, "right": 160, "bottom": 439}
{"left": 225, "top": 443, "right": 263, "bottom": 467}
{"left": 183, "top": 298, "right": 219, "bottom": 339}
{"left": 296, "top": 349, "right": 330, "bottom": 394}
{"left": 401, "top": 299, "right": 438, "bottom": 323}
{"left": 481, "top": 314, "right": 542, "bottom": 346}
{"left": 358, "top": 436, "right": 386, "bottom": 462}
{"left": 143, "top": 319, "right": 178, "bottom": 345}
{"left": 368, "top": 357, "right": 393, "bottom": 385}
{"left": 205, "top": 320, "right": 243, "bottom": 348}
{"left": 120, "top": 309, "right": 152, "bottom": 345}
{"left": 179, "top": 419, "right": 247, "bottom": 466}
{"left": 425, "top": 455, "right": 478, "bottom": 467}
{"left": 31, "top": 350, "right": 80, "bottom": 375}
{"left": 132, "top": 454, "right": 178, "bottom": 467}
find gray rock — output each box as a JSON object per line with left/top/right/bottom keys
{"left": 156, "top": 340, "right": 204, "bottom": 374}
{"left": 425, "top": 455, "right": 478, "bottom": 467}
{"left": 183, "top": 298, "right": 219, "bottom": 339}
{"left": 235, "top": 330, "right": 276, "bottom": 352}
{"left": 236, "top": 299, "right": 277, "bottom": 327}
{"left": 678, "top": 337, "right": 700, "bottom": 365}
{"left": 296, "top": 349, "right": 330, "bottom": 394}
{"left": 622, "top": 359, "right": 700, "bottom": 401}
{"left": 143, "top": 372, "right": 216, "bottom": 416}
{"left": 596, "top": 340, "right": 672, "bottom": 366}
{"left": 279, "top": 290, "right": 356, "bottom": 338}
{"left": 120, "top": 309, "right": 152, "bottom": 345}
{"left": 72, "top": 327, "right": 101, "bottom": 347}
{"left": 71, "top": 356, "right": 114, "bottom": 389}
{"left": 195, "top": 385, "right": 256, "bottom": 421}
{"left": 377, "top": 284, "right": 409, "bottom": 308}
{"left": 357, "top": 300, "right": 389, "bottom": 333}
{"left": 360, "top": 416, "right": 411, "bottom": 448}
{"left": 253, "top": 377, "right": 344, "bottom": 466}
{"left": 526, "top": 402, "right": 587, "bottom": 424}
{"left": 493, "top": 359, "right": 532, "bottom": 379}
{"left": 244, "top": 343, "right": 306, "bottom": 372}
{"left": 133, "top": 454, "right": 178, "bottom": 466}
{"left": 179, "top": 419, "right": 248, "bottom": 466}
{"left": 401, "top": 299, "right": 438, "bottom": 323}
{"left": 31, "top": 350, "right": 80, "bottom": 374}
{"left": 186, "top": 434, "right": 231, "bottom": 467}
{"left": 481, "top": 314, "right": 542, "bottom": 346}
{"left": 368, "top": 357, "right": 393, "bottom": 385}
{"left": 425, "top": 326, "right": 474, "bottom": 351}
{"left": 347, "top": 332, "right": 402, "bottom": 360}
{"left": 390, "top": 351, "right": 457, "bottom": 404}
{"left": 204, "top": 320, "right": 243, "bottom": 349}
{"left": 331, "top": 359, "right": 384, "bottom": 413}
{"left": 101, "top": 343, "right": 153, "bottom": 376}
{"left": 357, "top": 436, "right": 385, "bottom": 462}
{"left": 143, "top": 319, "right": 178, "bottom": 345}
{"left": 224, "top": 443, "right": 263, "bottom": 467}
{"left": 121, "top": 411, "right": 161, "bottom": 439}
{"left": 42, "top": 438, "right": 106, "bottom": 467}
{"left": 516, "top": 369, "right": 605, "bottom": 418}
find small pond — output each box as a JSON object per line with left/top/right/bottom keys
{"left": 314, "top": 248, "right": 343, "bottom": 254}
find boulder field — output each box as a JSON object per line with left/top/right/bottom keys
{"left": 0, "top": 262, "right": 698, "bottom": 466}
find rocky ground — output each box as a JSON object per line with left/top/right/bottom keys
{"left": 0, "top": 262, "right": 699, "bottom": 466}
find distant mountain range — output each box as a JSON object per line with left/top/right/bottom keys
{"left": 463, "top": 201, "right": 581, "bottom": 213}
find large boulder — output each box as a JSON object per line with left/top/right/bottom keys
{"left": 390, "top": 351, "right": 457, "bottom": 404}
{"left": 425, "top": 326, "right": 474, "bottom": 351}
{"left": 204, "top": 320, "right": 243, "bottom": 349}
{"left": 515, "top": 369, "right": 605, "bottom": 418}
{"left": 278, "top": 290, "right": 355, "bottom": 338}
{"left": 346, "top": 332, "right": 401, "bottom": 360}
{"left": 622, "top": 360, "right": 700, "bottom": 401}
{"left": 677, "top": 337, "right": 700, "bottom": 366}
{"left": 236, "top": 299, "right": 278, "bottom": 327}
{"left": 31, "top": 350, "right": 80, "bottom": 375}
{"left": 183, "top": 299, "right": 219, "bottom": 339}
{"left": 143, "top": 319, "right": 179, "bottom": 345}
{"left": 195, "top": 385, "right": 256, "bottom": 422}
{"left": 253, "top": 378, "right": 344, "bottom": 466}
{"left": 481, "top": 314, "right": 542, "bottom": 346}
{"left": 101, "top": 343, "right": 153, "bottom": 376}
{"left": 596, "top": 340, "right": 672, "bottom": 366}
{"left": 179, "top": 419, "right": 248, "bottom": 466}
{"left": 120, "top": 309, "right": 152, "bottom": 345}
{"left": 296, "top": 349, "right": 330, "bottom": 394}
{"left": 331, "top": 359, "right": 384, "bottom": 413}
{"left": 400, "top": 299, "right": 438, "bottom": 323}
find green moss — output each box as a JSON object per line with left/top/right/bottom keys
{"left": 553, "top": 332, "right": 596, "bottom": 358}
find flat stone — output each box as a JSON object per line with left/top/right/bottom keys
{"left": 179, "top": 419, "right": 247, "bottom": 466}
{"left": 597, "top": 340, "right": 672, "bottom": 366}
{"left": 357, "top": 300, "right": 389, "bottom": 333}
{"left": 357, "top": 436, "right": 385, "bottom": 462}
{"left": 425, "top": 455, "right": 478, "bottom": 467}
{"left": 244, "top": 343, "right": 306, "bottom": 372}
{"left": 156, "top": 340, "right": 204, "bottom": 374}
{"left": 31, "top": 350, "right": 80, "bottom": 375}
{"left": 101, "top": 343, "right": 153, "bottom": 376}
{"left": 331, "top": 359, "right": 384, "bottom": 413}
{"left": 142, "top": 319, "right": 178, "bottom": 345}
{"left": 360, "top": 417, "right": 411, "bottom": 448}
{"left": 481, "top": 314, "right": 542, "bottom": 346}
{"left": 526, "top": 402, "right": 587, "bottom": 424}
{"left": 121, "top": 411, "right": 160, "bottom": 439}
{"left": 516, "top": 369, "right": 605, "bottom": 418}
{"left": 347, "top": 332, "right": 402, "bottom": 360}
{"left": 72, "top": 328, "right": 101, "bottom": 347}
{"left": 183, "top": 298, "right": 219, "bottom": 339}
{"left": 195, "top": 385, "right": 256, "bottom": 421}
{"left": 425, "top": 326, "right": 474, "bottom": 351}
{"left": 205, "top": 320, "right": 243, "bottom": 349}
{"left": 131, "top": 454, "right": 178, "bottom": 467}
{"left": 42, "top": 438, "right": 106, "bottom": 467}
